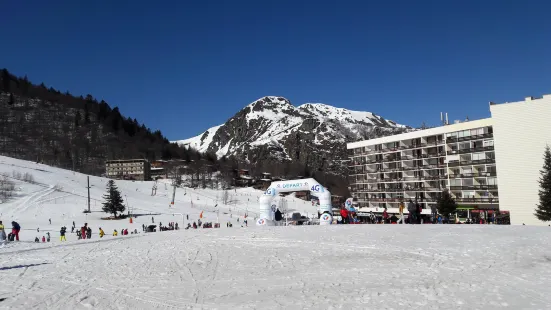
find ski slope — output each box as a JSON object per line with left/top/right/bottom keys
{"left": 1, "top": 156, "right": 551, "bottom": 309}
{"left": 0, "top": 156, "right": 318, "bottom": 243}
{"left": 1, "top": 225, "right": 551, "bottom": 309}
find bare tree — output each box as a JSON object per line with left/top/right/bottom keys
{"left": 223, "top": 190, "right": 230, "bottom": 204}
{"left": 0, "top": 175, "right": 15, "bottom": 201}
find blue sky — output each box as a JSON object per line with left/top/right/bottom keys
{"left": 2, "top": 0, "right": 551, "bottom": 140}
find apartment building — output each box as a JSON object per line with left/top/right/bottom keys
{"left": 490, "top": 95, "right": 551, "bottom": 225}
{"left": 106, "top": 159, "right": 151, "bottom": 181}
{"left": 347, "top": 118, "right": 498, "bottom": 214}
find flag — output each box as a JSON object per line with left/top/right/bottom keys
{"left": 200, "top": 211, "right": 203, "bottom": 219}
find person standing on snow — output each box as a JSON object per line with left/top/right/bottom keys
{"left": 99, "top": 227, "right": 105, "bottom": 238}
{"left": 340, "top": 207, "right": 349, "bottom": 224}
{"left": 113, "top": 229, "right": 118, "bottom": 236}
{"left": 46, "top": 232, "right": 51, "bottom": 242}
{"left": 80, "top": 226, "right": 86, "bottom": 240}
{"left": 86, "top": 227, "right": 92, "bottom": 239}
{"left": 398, "top": 201, "right": 405, "bottom": 224}
{"left": 11, "top": 221, "right": 21, "bottom": 241}
{"left": 0, "top": 221, "right": 6, "bottom": 242}
{"left": 407, "top": 200, "right": 416, "bottom": 224}
{"left": 49, "top": 218, "right": 51, "bottom": 225}
{"left": 60, "top": 227, "right": 67, "bottom": 241}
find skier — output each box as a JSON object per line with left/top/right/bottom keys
{"left": 113, "top": 229, "right": 118, "bottom": 236}
{"left": 11, "top": 221, "right": 21, "bottom": 241}
{"left": 99, "top": 227, "right": 105, "bottom": 238}
{"left": 81, "top": 226, "right": 86, "bottom": 240}
{"left": 142, "top": 224, "right": 145, "bottom": 232}
{"left": 86, "top": 227, "right": 92, "bottom": 239}
{"left": 60, "top": 227, "right": 67, "bottom": 241}
{"left": 49, "top": 218, "right": 51, "bottom": 225}
{"left": 152, "top": 216, "right": 154, "bottom": 223}
{"left": 42, "top": 236, "right": 46, "bottom": 242}
{"left": 35, "top": 237, "right": 40, "bottom": 243}
{"left": 46, "top": 232, "right": 51, "bottom": 242}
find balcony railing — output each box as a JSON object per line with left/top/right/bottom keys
{"left": 446, "top": 133, "right": 493, "bottom": 143}
{"left": 447, "top": 145, "right": 495, "bottom": 155}
{"left": 352, "top": 188, "right": 405, "bottom": 193}
{"left": 448, "top": 158, "right": 495, "bottom": 167}
{"left": 449, "top": 185, "right": 498, "bottom": 191}
{"left": 454, "top": 197, "right": 499, "bottom": 203}
{"left": 449, "top": 172, "right": 497, "bottom": 178}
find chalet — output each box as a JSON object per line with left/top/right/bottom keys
{"left": 234, "top": 169, "right": 253, "bottom": 187}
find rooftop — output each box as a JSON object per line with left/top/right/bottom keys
{"left": 347, "top": 118, "right": 492, "bottom": 149}
{"left": 490, "top": 94, "right": 551, "bottom": 106}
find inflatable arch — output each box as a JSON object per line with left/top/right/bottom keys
{"left": 257, "top": 178, "right": 333, "bottom": 226}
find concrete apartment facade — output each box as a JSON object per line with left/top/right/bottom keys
{"left": 490, "top": 95, "right": 551, "bottom": 225}
{"left": 348, "top": 94, "right": 551, "bottom": 225}
{"left": 347, "top": 118, "right": 498, "bottom": 217}
{"left": 105, "top": 159, "right": 151, "bottom": 181}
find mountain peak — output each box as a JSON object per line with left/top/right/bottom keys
{"left": 173, "top": 96, "right": 409, "bottom": 174}
{"left": 247, "top": 96, "right": 292, "bottom": 111}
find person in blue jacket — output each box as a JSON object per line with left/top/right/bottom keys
{"left": 11, "top": 221, "right": 20, "bottom": 241}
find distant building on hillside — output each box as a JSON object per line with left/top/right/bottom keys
{"left": 234, "top": 169, "right": 253, "bottom": 187}
{"left": 106, "top": 159, "right": 151, "bottom": 181}
{"left": 150, "top": 160, "right": 169, "bottom": 179}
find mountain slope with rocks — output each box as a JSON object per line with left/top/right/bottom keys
{"left": 175, "top": 96, "right": 409, "bottom": 176}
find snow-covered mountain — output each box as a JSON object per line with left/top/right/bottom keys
{"left": 175, "top": 96, "right": 408, "bottom": 174}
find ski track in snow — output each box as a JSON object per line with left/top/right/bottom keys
{"left": 1, "top": 225, "right": 551, "bottom": 309}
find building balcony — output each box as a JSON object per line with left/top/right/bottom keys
{"left": 447, "top": 145, "right": 494, "bottom": 155}
{"left": 449, "top": 185, "right": 498, "bottom": 191}
{"left": 449, "top": 172, "right": 497, "bottom": 178}
{"left": 352, "top": 188, "right": 404, "bottom": 193}
{"left": 365, "top": 198, "right": 405, "bottom": 203}
{"left": 446, "top": 133, "right": 493, "bottom": 143}
{"left": 454, "top": 197, "right": 499, "bottom": 203}
{"left": 447, "top": 158, "right": 495, "bottom": 167}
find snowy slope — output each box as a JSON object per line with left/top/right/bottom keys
{"left": 1, "top": 224, "right": 550, "bottom": 309}
{"left": 176, "top": 124, "right": 223, "bottom": 153}
{"left": 0, "top": 156, "right": 319, "bottom": 243}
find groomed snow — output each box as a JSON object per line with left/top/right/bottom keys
{"left": 1, "top": 225, "right": 551, "bottom": 309}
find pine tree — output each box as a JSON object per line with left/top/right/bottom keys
{"left": 535, "top": 145, "right": 551, "bottom": 222}
{"left": 102, "top": 180, "right": 125, "bottom": 217}
{"left": 74, "top": 110, "right": 81, "bottom": 128}
{"left": 437, "top": 189, "right": 457, "bottom": 220}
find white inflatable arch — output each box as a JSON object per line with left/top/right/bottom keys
{"left": 257, "top": 178, "right": 333, "bottom": 226}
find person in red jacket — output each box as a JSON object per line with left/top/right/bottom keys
{"left": 340, "top": 208, "right": 349, "bottom": 224}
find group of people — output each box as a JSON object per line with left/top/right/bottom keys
{"left": 34, "top": 232, "right": 51, "bottom": 243}
{"left": 76, "top": 223, "right": 92, "bottom": 239}
{"left": 157, "top": 222, "right": 179, "bottom": 231}
{"left": 0, "top": 220, "right": 21, "bottom": 242}
{"left": 339, "top": 207, "right": 360, "bottom": 224}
